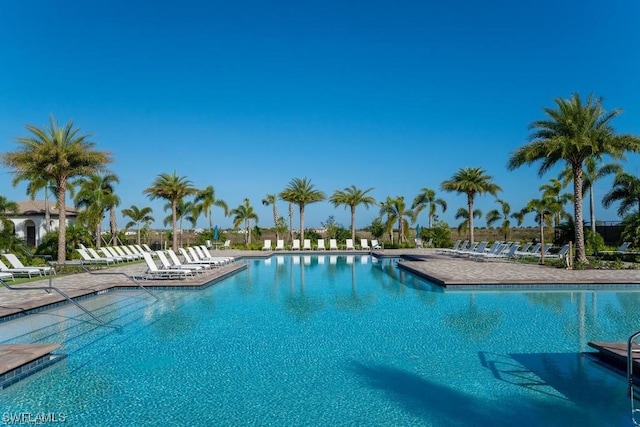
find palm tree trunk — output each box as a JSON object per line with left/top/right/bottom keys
{"left": 350, "top": 206, "right": 356, "bottom": 242}
{"left": 44, "top": 187, "right": 50, "bottom": 234}
{"left": 110, "top": 208, "right": 117, "bottom": 241}
{"left": 172, "top": 201, "right": 178, "bottom": 250}
{"left": 56, "top": 182, "right": 67, "bottom": 264}
{"left": 288, "top": 202, "right": 294, "bottom": 243}
{"left": 299, "top": 205, "right": 305, "bottom": 242}
{"left": 573, "top": 165, "right": 588, "bottom": 264}
{"left": 589, "top": 188, "right": 596, "bottom": 233}
{"left": 539, "top": 216, "right": 545, "bottom": 265}
{"left": 273, "top": 205, "right": 279, "bottom": 241}
{"left": 467, "top": 195, "right": 474, "bottom": 243}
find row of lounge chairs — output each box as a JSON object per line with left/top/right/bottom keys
{"left": 0, "top": 253, "right": 55, "bottom": 280}
{"left": 262, "top": 238, "right": 382, "bottom": 251}
{"left": 436, "top": 240, "right": 570, "bottom": 262}
{"left": 77, "top": 244, "right": 152, "bottom": 264}
{"left": 142, "top": 246, "right": 235, "bottom": 280}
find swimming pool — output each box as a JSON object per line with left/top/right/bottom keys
{"left": 0, "top": 255, "right": 637, "bottom": 426}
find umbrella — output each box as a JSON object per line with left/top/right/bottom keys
{"left": 416, "top": 224, "right": 421, "bottom": 239}
{"left": 213, "top": 225, "right": 219, "bottom": 241}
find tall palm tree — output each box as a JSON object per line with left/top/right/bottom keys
{"left": 441, "top": 167, "right": 501, "bottom": 243}
{"left": 122, "top": 205, "right": 154, "bottom": 245}
{"left": 602, "top": 172, "right": 640, "bottom": 217}
{"left": 143, "top": 172, "right": 196, "bottom": 250}
{"left": 194, "top": 185, "right": 228, "bottom": 233}
{"left": 560, "top": 158, "right": 621, "bottom": 232}
{"left": 230, "top": 198, "right": 259, "bottom": 245}
{"left": 329, "top": 185, "right": 376, "bottom": 242}
{"left": 1, "top": 117, "right": 112, "bottom": 263}
{"left": 486, "top": 199, "right": 511, "bottom": 240}
{"left": 411, "top": 187, "right": 447, "bottom": 229}
{"left": 455, "top": 207, "right": 482, "bottom": 236}
{"left": 539, "top": 178, "right": 572, "bottom": 228}
{"left": 262, "top": 193, "right": 280, "bottom": 241}
{"left": 507, "top": 93, "right": 640, "bottom": 264}
{"left": 379, "top": 196, "right": 414, "bottom": 244}
{"left": 279, "top": 177, "right": 325, "bottom": 242}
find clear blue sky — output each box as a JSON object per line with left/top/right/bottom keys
{"left": 1, "top": 1, "right": 640, "bottom": 230}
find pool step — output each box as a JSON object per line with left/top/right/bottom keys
{"left": 0, "top": 344, "right": 66, "bottom": 389}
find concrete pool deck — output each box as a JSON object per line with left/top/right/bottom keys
{"left": 1, "top": 248, "right": 639, "bottom": 385}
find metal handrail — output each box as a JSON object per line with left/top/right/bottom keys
{"left": 74, "top": 263, "right": 159, "bottom": 301}
{"left": 1, "top": 278, "right": 107, "bottom": 326}
{"left": 628, "top": 330, "right": 640, "bottom": 399}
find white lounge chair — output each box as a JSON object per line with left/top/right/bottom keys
{"left": 437, "top": 240, "right": 463, "bottom": 255}
{"left": 156, "top": 251, "right": 203, "bottom": 273}
{"left": 345, "top": 239, "right": 355, "bottom": 250}
{"left": 360, "top": 239, "right": 370, "bottom": 250}
{"left": 275, "top": 240, "right": 285, "bottom": 250}
{"left": 598, "top": 242, "right": 631, "bottom": 256}
{"left": 186, "top": 247, "right": 224, "bottom": 267}
{"left": 262, "top": 240, "right": 272, "bottom": 251}
{"left": 329, "top": 239, "right": 339, "bottom": 250}
{"left": 223, "top": 240, "right": 231, "bottom": 250}
{"left": 199, "top": 245, "right": 234, "bottom": 263}
{"left": 291, "top": 239, "right": 301, "bottom": 250}
{"left": 303, "top": 239, "right": 312, "bottom": 250}
{"left": 0, "top": 259, "right": 41, "bottom": 278}
{"left": 77, "top": 248, "right": 114, "bottom": 265}
{"left": 415, "top": 238, "right": 423, "bottom": 248}
{"left": 141, "top": 252, "right": 193, "bottom": 280}
{"left": 3, "top": 253, "right": 55, "bottom": 275}
{"left": 317, "top": 239, "right": 326, "bottom": 250}
{"left": 371, "top": 240, "right": 382, "bottom": 250}
{"left": 0, "top": 271, "right": 14, "bottom": 282}
{"left": 167, "top": 249, "right": 210, "bottom": 271}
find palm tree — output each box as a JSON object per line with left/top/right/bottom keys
{"left": 507, "top": 93, "right": 640, "bottom": 264}
{"left": 411, "top": 187, "right": 447, "bottom": 229}
{"left": 287, "top": 202, "right": 294, "bottom": 243}
{"left": 486, "top": 199, "right": 511, "bottom": 240}
{"left": 73, "top": 173, "right": 120, "bottom": 247}
{"left": 1, "top": 117, "right": 112, "bottom": 264}
{"left": 520, "top": 197, "right": 555, "bottom": 264}
{"left": 329, "top": 185, "right": 376, "bottom": 242}
{"left": 379, "top": 196, "right": 414, "bottom": 244}
{"left": 122, "top": 205, "right": 154, "bottom": 245}
{"left": 560, "top": 159, "right": 621, "bottom": 232}
{"left": 194, "top": 185, "right": 228, "bottom": 233}
{"left": 143, "top": 172, "right": 196, "bottom": 250}
{"left": 262, "top": 193, "right": 280, "bottom": 241}
{"left": 539, "top": 178, "right": 572, "bottom": 228}
{"left": 230, "top": 198, "right": 259, "bottom": 245}
{"left": 441, "top": 167, "right": 501, "bottom": 243}
{"left": 602, "top": 172, "right": 640, "bottom": 217}
{"left": 279, "top": 177, "right": 325, "bottom": 242}
{"left": 164, "top": 199, "right": 197, "bottom": 247}
{"left": 455, "top": 207, "right": 482, "bottom": 236}
{"left": 0, "top": 196, "right": 19, "bottom": 232}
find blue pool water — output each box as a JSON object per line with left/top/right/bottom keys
{"left": 0, "top": 255, "right": 638, "bottom": 426}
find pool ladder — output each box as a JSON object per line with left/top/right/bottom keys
{"left": 628, "top": 330, "right": 640, "bottom": 425}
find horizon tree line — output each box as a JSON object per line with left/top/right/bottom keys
{"left": 3, "top": 92, "right": 640, "bottom": 265}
